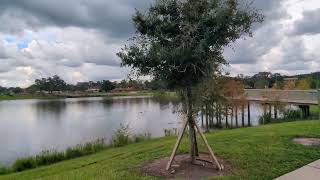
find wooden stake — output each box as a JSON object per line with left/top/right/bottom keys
{"left": 166, "top": 120, "right": 188, "bottom": 171}
{"left": 194, "top": 123, "right": 223, "bottom": 171}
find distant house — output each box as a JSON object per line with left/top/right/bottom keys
{"left": 111, "top": 87, "right": 136, "bottom": 93}
{"left": 86, "top": 88, "right": 100, "bottom": 93}
{"left": 284, "top": 77, "right": 298, "bottom": 82}
{"left": 284, "top": 77, "right": 298, "bottom": 89}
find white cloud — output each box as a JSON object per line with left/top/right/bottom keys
{"left": 225, "top": 0, "right": 320, "bottom": 76}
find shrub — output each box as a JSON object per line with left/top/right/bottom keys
{"left": 132, "top": 133, "right": 151, "bottom": 143}
{"left": 0, "top": 166, "right": 10, "bottom": 175}
{"left": 65, "top": 146, "right": 83, "bottom": 159}
{"left": 111, "top": 124, "right": 130, "bottom": 147}
{"left": 283, "top": 110, "right": 301, "bottom": 120}
{"left": 91, "top": 139, "right": 106, "bottom": 152}
{"left": 35, "top": 151, "right": 65, "bottom": 166}
{"left": 12, "top": 157, "right": 36, "bottom": 172}
{"left": 164, "top": 128, "right": 177, "bottom": 137}
{"left": 259, "top": 113, "right": 273, "bottom": 124}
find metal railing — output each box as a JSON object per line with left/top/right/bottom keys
{"left": 244, "top": 89, "right": 319, "bottom": 105}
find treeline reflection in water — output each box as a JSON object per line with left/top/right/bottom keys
{"left": 0, "top": 96, "right": 268, "bottom": 165}
{"left": 0, "top": 96, "right": 181, "bottom": 165}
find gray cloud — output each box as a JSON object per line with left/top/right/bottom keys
{"left": 0, "top": 42, "right": 8, "bottom": 59}
{"left": 0, "top": 0, "right": 319, "bottom": 87}
{"left": 291, "top": 8, "right": 320, "bottom": 36}
{"left": 0, "top": 0, "right": 153, "bottom": 38}
{"left": 224, "top": 0, "right": 288, "bottom": 65}
{"left": 224, "top": 21, "right": 284, "bottom": 64}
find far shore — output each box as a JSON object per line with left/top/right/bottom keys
{"left": 0, "top": 91, "right": 177, "bottom": 101}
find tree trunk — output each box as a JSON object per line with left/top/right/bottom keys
{"left": 225, "top": 106, "right": 229, "bottom": 128}
{"left": 241, "top": 105, "right": 245, "bottom": 127}
{"left": 206, "top": 105, "right": 209, "bottom": 132}
{"left": 186, "top": 88, "right": 197, "bottom": 162}
{"left": 193, "top": 128, "right": 199, "bottom": 156}
{"left": 231, "top": 106, "right": 234, "bottom": 128}
{"left": 274, "top": 104, "right": 278, "bottom": 119}
{"left": 215, "top": 105, "right": 219, "bottom": 127}
{"left": 219, "top": 105, "right": 222, "bottom": 127}
{"left": 235, "top": 106, "right": 238, "bottom": 128}
{"left": 201, "top": 108, "right": 204, "bottom": 128}
{"left": 210, "top": 108, "right": 214, "bottom": 128}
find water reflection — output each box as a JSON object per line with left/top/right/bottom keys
{"left": 0, "top": 97, "right": 180, "bottom": 165}
{"left": 0, "top": 96, "right": 266, "bottom": 165}
{"left": 34, "top": 100, "right": 67, "bottom": 122}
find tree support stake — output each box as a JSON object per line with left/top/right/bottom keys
{"left": 166, "top": 121, "right": 223, "bottom": 171}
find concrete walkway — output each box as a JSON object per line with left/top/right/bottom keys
{"left": 275, "top": 160, "right": 320, "bottom": 180}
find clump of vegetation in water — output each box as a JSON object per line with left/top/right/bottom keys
{"left": 260, "top": 109, "right": 305, "bottom": 125}
{"left": 259, "top": 113, "right": 273, "bottom": 124}
{"left": 282, "top": 110, "right": 302, "bottom": 120}
{"left": 164, "top": 128, "right": 178, "bottom": 137}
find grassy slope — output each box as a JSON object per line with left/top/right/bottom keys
{"left": 1, "top": 120, "right": 320, "bottom": 180}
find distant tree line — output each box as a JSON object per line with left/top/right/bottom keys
{"left": 0, "top": 75, "right": 169, "bottom": 95}
{"left": 1, "top": 72, "right": 319, "bottom": 95}
{"left": 234, "top": 72, "right": 320, "bottom": 90}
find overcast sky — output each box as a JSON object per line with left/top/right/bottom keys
{"left": 0, "top": 0, "right": 319, "bottom": 87}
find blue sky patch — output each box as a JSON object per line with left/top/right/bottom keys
{"left": 17, "top": 33, "right": 33, "bottom": 49}
{"left": 4, "top": 35, "right": 16, "bottom": 43}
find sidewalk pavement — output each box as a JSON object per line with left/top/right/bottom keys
{"left": 275, "top": 160, "right": 320, "bottom": 180}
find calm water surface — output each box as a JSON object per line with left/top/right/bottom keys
{"left": 0, "top": 96, "right": 265, "bottom": 165}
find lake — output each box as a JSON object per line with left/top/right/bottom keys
{"left": 0, "top": 96, "right": 265, "bottom": 165}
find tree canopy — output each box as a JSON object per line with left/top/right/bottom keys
{"left": 35, "top": 75, "right": 67, "bottom": 92}
{"left": 118, "top": 0, "right": 263, "bottom": 167}
{"left": 118, "top": 0, "right": 263, "bottom": 89}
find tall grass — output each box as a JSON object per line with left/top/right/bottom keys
{"left": 259, "top": 109, "right": 304, "bottom": 125}
{"left": 0, "top": 166, "right": 10, "bottom": 175}
{"left": 111, "top": 124, "right": 151, "bottom": 147}
{"left": 9, "top": 139, "right": 107, "bottom": 173}
{"left": 1, "top": 125, "right": 152, "bottom": 175}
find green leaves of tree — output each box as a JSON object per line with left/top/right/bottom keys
{"left": 118, "top": 0, "right": 263, "bottom": 89}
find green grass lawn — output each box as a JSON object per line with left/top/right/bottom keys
{"left": 311, "top": 105, "right": 319, "bottom": 116}
{"left": 1, "top": 120, "right": 320, "bottom": 180}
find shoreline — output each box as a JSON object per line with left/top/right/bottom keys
{"left": 0, "top": 91, "right": 158, "bottom": 101}
{"left": 1, "top": 120, "right": 319, "bottom": 179}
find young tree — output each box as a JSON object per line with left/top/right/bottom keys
{"left": 118, "top": 0, "right": 262, "bottom": 170}
{"left": 101, "top": 80, "right": 116, "bottom": 92}
{"left": 35, "top": 75, "right": 67, "bottom": 93}
{"left": 296, "top": 79, "right": 311, "bottom": 90}
{"left": 223, "top": 80, "right": 247, "bottom": 127}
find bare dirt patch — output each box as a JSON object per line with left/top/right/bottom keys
{"left": 141, "top": 153, "right": 232, "bottom": 180}
{"left": 294, "top": 138, "right": 320, "bottom": 147}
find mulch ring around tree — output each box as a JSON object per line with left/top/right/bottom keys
{"left": 141, "top": 153, "right": 232, "bottom": 180}
{"left": 293, "top": 137, "right": 320, "bottom": 147}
